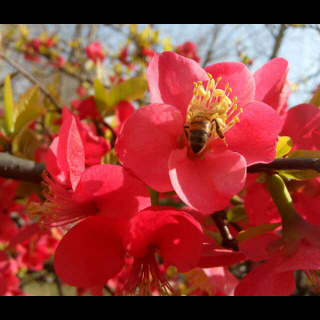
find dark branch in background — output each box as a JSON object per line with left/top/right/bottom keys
{"left": 247, "top": 158, "right": 320, "bottom": 174}
{"left": 211, "top": 211, "right": 239, "bottom": 252}
{"left": 0, "top": 52, "right": 62, "bottom": 112}
{"left": 69, "top": 24, "right": 83, "bottom": 62}
{"left": 88, "top": 24, "right": 99, "bottom": 43}
{"left": 270, "top": 24, "right": 288, "bottom": 60}
{"left": 0, "top": 153, "right": 45, "bottom": 183}
{"left": 202, "top": 24, "right": 223, "bottom": 68}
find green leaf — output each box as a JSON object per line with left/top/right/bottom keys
{"left": 276, "top": 136, "right": 293, "bottom": 158}
{"left": 310, "top": 85, "right": 320, "bottom": 107}
{"left": 4, "top": 75, "right": 15, "bottom": 135}
{"left": 14, "top": 87, "right": 44, "bottom": 135}
{"left": 107, "top": 77, "right": 148, "bottom": 109}
{"left": 13, "top": 128, "right": 39, "bottom": 160}
{"left": 15, "top": 86, "right": 39, "bottom": 117}
{"left": 94, "top": 79, "right": 108, "bottom": 113}
{"left": 280, "top": 150, "right": 320, "bottom": 181}
{"left": 226, "top": 205, "right": 248, "bottom": 225}
{"left": 236, "top": 223, "right": 281, "bottom": 243}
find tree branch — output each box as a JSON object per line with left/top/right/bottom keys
{"left": 0, "top": 153, "right": 45, "bottom": 183}
{"left": 1, "top": 154, "right": 320, "bottom": 185}
{"left": 211, "top": 211, "right": 239, "bottom": 252}
{"left": 247, "top": 158, "right": 320, "bottom": 174}
{"left": 270, "top": 24, "right": 288, "bottom": 60}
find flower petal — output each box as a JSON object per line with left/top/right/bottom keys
{"left": 234, "top": 259, "right": 296, "bottom": 296}
{"left": 239, "top": 233, "right": 281, "bottom": 262}
{"left": 205, "top": 62, "right": 255, "bottom": 108}
{"left": 276, "top": 242, "right": 320, "bottom": 272}
{"left": 281, "top": 104, "right": 320, "bottom": 151}
{"left": 244, "top": 182, "right": 280, "bottom": 225}
{"left": 226, "top": 101, "right": 282, "bottom": 165}
{"left": 0, "top": 278, "right": 7, "bottom": 296}
{"left": 57, "top": 115, "right": 85, "bottom": 190}
{"left": 54, "top": 216, "right": 127, "bottom": 288}
{"left": 116, "top": 104, "right": 184, "bottom": 192}
{"left": 197, "top": 245, "right": 246, "bottom": 268}
{"left": 73, "top": 165, "right": 150, "bottom": 219}
{"left": 254, "top": 58, "right": 289, "bottom": 113}
{"left": 123, "top": 206, "right": 204, "bottom": 273}
{"left": 46, "top": 137, "right": 68, "bottom": 187}
{"left": 169, "top": 148, "right": 246, "bottom": 214}
{"left": 147, "top": 52, "right": 209, "bottom": 117}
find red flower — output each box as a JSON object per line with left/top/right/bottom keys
{"left": 76, "top": 85, "right": 86, "bottom": 97}
{"left": 235, "top": 216, "right": 320, "bottom": 296}
{"left": 282, "top": 104, "right": 320, "bottom": 151}
{"left": 72, "top": 97, "right": 100, "bottom": 121}
{"left": 115, "top": 101, "right": 135, "bottom": 134}
{"left": 116, "top": 52, "right": 282, "bottom": 214}
{"left": 54, "top": 207, "right": 204, "bottom": 295}
{"left": 254, "top": 58, "right": 290, "bottom": 117}
{"left": 176, "top": 41, "right": 200, "bottom": 63}
{"left": 0, "top": 251, "right": 20, "bottom": 296}
{"left": 86, "top": 42, "right": 105, "bottom": 64}
{"left": 50, "top": 55, "right": 65, "bottom": 69}
{"left": 30, "top": 113, "right": 149, "bottom": 227}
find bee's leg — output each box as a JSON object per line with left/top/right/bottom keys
{"left": 184, "top": 126, "right": 190, "bottom": 139}
{"left": 212, "top": 119, "right": 228, "bottom": 147}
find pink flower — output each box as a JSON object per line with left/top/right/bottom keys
{"left": 30, "top": 113, "right": 150, "bottom": 227}
{"left": 76, "top": 85, "right": 86, "bottom": 97}
{"left": 235, "top": 216, "right": 320, "bottom": 296}
{"left": 176, "top": 41, "right": 200, "bottom": 63}
{"left": 116, "top": 52, "right": 282, "bottom": 214}
{"left": 54, "top": 206, "right": 204, "bottom": 295}
{"left": 282, "top": 104, "right": 320, "bottom": 151}
{"left": 61, "top": 107, "right": 110, "bottom": 166}
{"left": 50, "top": 55, "right": 65, "bottom": 69}
{"left": 72, "top": 97, "right": 100, "bottom": 121}
{"left": 245, "top": 103, "right": 320, "bottom": 226}
{"left": 86, "top": 42, "right": 105, "bottom": 64}
{"left": 0, "top": 251, "right": 20, "bottom": 296}
{"left": 115, "top": 101, "right": 135, "bottom": 134}
{"left": 254, "top": 58, "right": 290, "bottom": 117}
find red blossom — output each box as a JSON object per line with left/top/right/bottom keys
{"left": 54, "top": 207, "right": 204, "bottom": 294}
{"left": 116, "top": 52, "right": 282, "bottom": 214}
{"left": 254, "top": 58, "right": 290, "bottom": 117}
{"left": 176, "top": 41, "right": 200, "bottom": 63}
{"left": 86, "top": 42, "right": 105, "bottom": 64}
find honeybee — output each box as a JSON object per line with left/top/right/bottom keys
{"left": 184, "top": 105, "right": 226, "bottom": 155}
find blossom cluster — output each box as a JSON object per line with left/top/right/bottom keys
{"left": 1, "top": 26, "right": 320, "bottom": 296}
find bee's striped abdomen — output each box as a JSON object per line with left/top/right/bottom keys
{"left": 189, "top": 116, "right": 213, "bottom": 154}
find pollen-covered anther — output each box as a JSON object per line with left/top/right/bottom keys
{"left": 188, "top": 73, "right": 243, "bottom": 142}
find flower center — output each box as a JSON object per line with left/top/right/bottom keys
{"left": 121, "top": 245, "right": 176, "bottom": 296}
{"left": 28, "top": 172, "right": 98, "bottom": 228}
{"left": 182, "top": 73, "right": 243, "bottom": 155}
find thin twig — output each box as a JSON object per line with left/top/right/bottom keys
{"left": 0, "top": 52, "right": 62, "bottom": 112}
{"left": 270, "top": 24, "right": 288, "bottom": 60}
